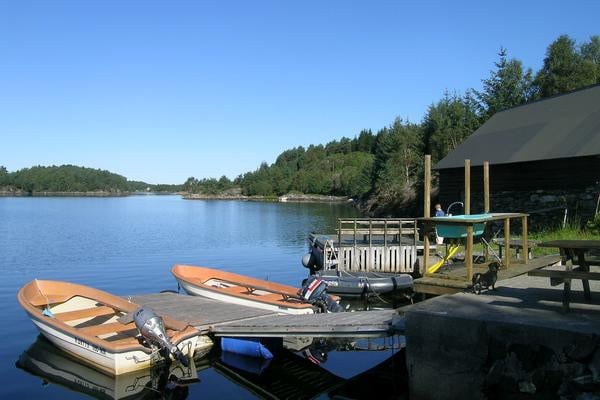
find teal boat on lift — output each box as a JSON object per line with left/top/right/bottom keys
{"left": 434, "top": 214, "right": 493, "bottom": 238}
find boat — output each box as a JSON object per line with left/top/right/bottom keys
{"left": 310, "top": 269, "right": 414, "bottom": 298}
{"left": 16, "top": 336, "right": 204, "bottom": 400}
{"left": 172, "top": 264, "right": 342, "bottom": 314}
{"left": 17, "top": 279, "right": 213, "bottom": 375}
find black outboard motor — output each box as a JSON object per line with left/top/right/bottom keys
{"left": 134, "top": 307, "right": 190, "bottom": 366}
{"left": 300, "top": 276, "right": 343, "bottom": 313}
{"left": 302, "top": 241, "right": 325, "bottom": 273}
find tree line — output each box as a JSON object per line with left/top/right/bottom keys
{"left": 0, "top": 165, "right": 181, "bottom": 194}
{"left": 184, "top": 34, "right": 600, "bottom": 214}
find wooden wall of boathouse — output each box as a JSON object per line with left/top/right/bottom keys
{"left": 436, "top": 155, "right": 600, "bottom": 227}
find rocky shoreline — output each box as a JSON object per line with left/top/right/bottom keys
{"left": 182, "top": 192, "right": 350, "bottom": 203}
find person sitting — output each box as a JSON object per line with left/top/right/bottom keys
{"left": 435, "top": 203, "right": 445, "bottom": 217}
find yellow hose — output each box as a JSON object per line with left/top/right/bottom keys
{"left": 427, "top": 244, "right": 461, "bottom": 274}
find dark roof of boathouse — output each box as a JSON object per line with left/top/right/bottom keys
{"left": 434, "top": 84, "right": 600, "bottom": 170}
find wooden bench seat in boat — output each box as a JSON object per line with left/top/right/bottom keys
{"left": 54, "top": 306, "right": 117, "bottom": 322}
{"left": 254, "top": 293, "right": 287, "bottom": 302}
{"left": 218, "top": 285, "right": 248, "bottom": 294}
{"left": 78, "top": 321, "right": 137, "bottom": 337}
{"left": 219, "top": 284, "right": 302, "bottom": 302}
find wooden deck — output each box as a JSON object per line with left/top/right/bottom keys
{"left": 132, "top": 292, "right": 402, "bottom": 338}
{"left": 413, "top": 254, "right": 561, "bottom": 295}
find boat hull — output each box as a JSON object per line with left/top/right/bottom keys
{"left": 176, "top": 278, "right": 314, "bottom": 315}
{"left": 29, "top": 313, "right": 201, "bottom": 375}
{"left": 314, "top": 271, "right": 413, "bottom": 297}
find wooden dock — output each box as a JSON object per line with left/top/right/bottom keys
{"left": 413, "top": 254, "right": 561, "bottom": 295}
{"left": 132, "top": 292, "right": 403, "bottom": 338}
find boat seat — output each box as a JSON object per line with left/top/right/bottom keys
{"left": 78, "top": 321, "right": 137, "bottom": 337}
{"left": 218, "top": 285, "right": 248, "bottom": 294}
{"left": 255, "top": 293, "right": 285, "bottom": 302}
{"left": 54, "top": 306, "right": 117, "bottom": 322}
{"left": 104, "top": 336, "right": 142, "bottom": 346}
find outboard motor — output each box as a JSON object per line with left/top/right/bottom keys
{"left": 134, "top": 307, "right": 189, "bottom": 366}
{"left": 300, "top": 276, "right": 343, "bottom": 313}
{"left": 302, "top": 241, "right": 325, "bottom": 273}
{"left": 301, "top": 253, "right": 316, "bottom": 270}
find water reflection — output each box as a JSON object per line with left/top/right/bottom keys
{"left": 17, "top": 335, "right": 408, "bottom": 400}
{"left": 16, "top": 336, "right": 202, "bottom": 400}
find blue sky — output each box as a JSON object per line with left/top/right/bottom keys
{"left": 1, "top": 1, "right": 598, "bottom": 184}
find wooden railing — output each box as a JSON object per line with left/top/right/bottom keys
{"left": 334, "top": 218, "right": 418, "bottom": 273}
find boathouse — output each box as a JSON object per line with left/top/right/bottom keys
{"left": 435, "top": 84, "right": 600, "bottom": 225}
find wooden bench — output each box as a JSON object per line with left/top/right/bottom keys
{"left": 79, "top": 321, "right": 137, "bottom": 337}
{"left": 494, "top": 238, "right": 538, "bottom": 260}
{"left": 54, "top": 306, "right": 116, "bottom": 322}
{"left": 528, "top": 267, "right": 600, "bottom": 312}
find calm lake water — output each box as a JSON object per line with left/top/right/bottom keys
{"left": 0, "top": 196, "right": 407, "bottom": 399}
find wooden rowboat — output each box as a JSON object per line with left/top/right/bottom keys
{"left": 172, "top": 265, "right": 319, "bottom": 315}
{"left": 17, "top": 279, "right": 213, "bottom": 375}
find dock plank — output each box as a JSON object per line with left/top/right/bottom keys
{"left": 132, "top": 292, "right": 401, "bottom": 338}
{"left": 132, "top": 293, "right": 277, "bottom": 333}
{"left": 414, "top": 255, "right": 561, "bottom": 295}
{"left": 211, "top": 309, "right": 402, "bottom": 337}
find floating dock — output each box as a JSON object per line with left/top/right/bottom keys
{"left": 132, "top": 292, "right": 403, "bottom": 338}
{"left": 308, "top": 218, "right": 421, "bottom": 274}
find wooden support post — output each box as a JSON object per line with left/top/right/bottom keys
{"left": 504, "top": 218, "right": 510, "bottom": 269}
{"left": 522, "top": 216, "right": 528, "bottom": 264}
{"left": 483, "top": 161, "right": 490, "bottom": 213}
{"left": 466, "top": 225, "right": 474, "bottom": 282}
{"left": 338, "top": 219, "right": 342, "bottom": 249}
{"left": 483, "top": 161, "right": 490, "bottom": 261}
{"left": 383, "top": 220, "right": 387, "bottom": 247}
{"left": 423, "top": 155, "right": 431, "bottom": 276}
{"left": 464, "top": 159, "right": 471, "bottom": 215}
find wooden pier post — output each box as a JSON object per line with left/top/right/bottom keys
{"left": 483, "top": 161, "right": 490, "bottom": 213}
{"left": 464, "top": 159, "right": 470, "bottom": 215}
{"left": 522, "top": 216, "right": 528, "bottom": 264}
{"left": 483, "top": 161, "right": 490, "bottom": 261}
{"left": 504, "top": 217, "right": 511, "bottom": 269}
{"left": 423, "top": 155, "right": 431, "bottom": 275}
{"left": 466, "top": 225, "right": 474, "bottom": 282}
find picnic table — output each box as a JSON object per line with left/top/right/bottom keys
{"left": 529, "top": 240, "right": 600, "bottom": 312}
{"left": 493, "top": 238, "right": 539, "bottom": 260}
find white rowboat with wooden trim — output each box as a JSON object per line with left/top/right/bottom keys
{"left": 172, "top": 265, "right": 321, "bottom": 315}
{"left": 17, "top": 279, "right": 213, "bottom": 375}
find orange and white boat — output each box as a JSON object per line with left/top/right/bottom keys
{"left": 17, "top": 279, "right": 213, "bottom": 375}
{"left": 172, "top": 265, "right": 339, "bottom": 315}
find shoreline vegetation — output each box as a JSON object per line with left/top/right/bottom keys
{"left": 0, "top": 189, "right": 129, "bottom": 197}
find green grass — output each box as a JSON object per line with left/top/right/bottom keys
{"left": 439, "top": 222, "right": 600, "bottom": 258}
{"left": 530, "top": 223, "right": 600, "bottom": 256}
